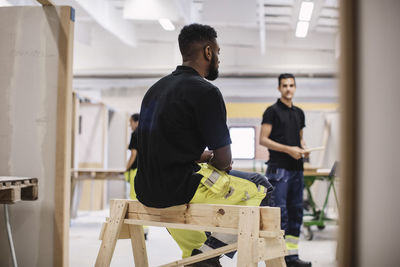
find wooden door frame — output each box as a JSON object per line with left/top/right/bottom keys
{"left": 53, "top": 5, "right": 74, "bottom": 267}
{"left": 338, "top": 0, "right": 359, "bottom": 266}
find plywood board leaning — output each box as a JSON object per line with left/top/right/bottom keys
{"left": 0, "top": 6, "right": 74, "bottom": 267}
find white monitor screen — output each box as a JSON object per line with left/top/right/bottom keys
{"left": 229, "top": 127, "right": 255, "bottom": 159}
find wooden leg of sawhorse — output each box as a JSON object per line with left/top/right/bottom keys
{"left": 237, "top": 206, "right": 259, "bottom": 267}
{"left": 129, "top": 225, "right": 149, "bottom": 267}
{"left": 95, "top": 200, "right": 128, "bottom": 267}
{"left": 262, "top": 236, "right": 287, "bottom": 267}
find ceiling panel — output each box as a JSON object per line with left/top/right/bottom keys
{"left": 320, "top": 8, "right": 339, "bottom": 18}
{"left": 264, "top": 6, "right": 293, "bottom": 16}
{"left": 317, "top": 17, "right": 339, "bottom": 27}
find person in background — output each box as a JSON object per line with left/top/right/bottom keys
{"left": 259, "top": 73, "right": 311, "bottom": 267}
{"left": 126, "top": 113, "right": 139, "bottom": 189}
{"left": 125, "top": 113, "right": 149, "bottom": 239}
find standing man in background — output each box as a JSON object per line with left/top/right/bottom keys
{"left": 259, "top": 73, "right": 311, "bottom": 267}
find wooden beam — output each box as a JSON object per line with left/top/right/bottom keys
{"left": 237, "top": 206, "right": 259, "bottom": 267}
{"left": 159, "top": 243, "right": 237, "bottom": 267}
{"left": 53, "top": 6, "right": 74, "bottom": 267}
{"left": 99, "top": 221, "right": 283, "bottom": 241}
{"left": 126, "top": 200, "right": 281, "bottom": 232}
{"left": 0, "top": 187, "right": 21, "bottom": 204}
{"left": 339, "top": 0, "right": 359, "bottom": 266}
{"left": 36, "top": 0, "right": 54, "bottom": 6}
{"left": 256, "top": 237, "right": 287, "bottom": 262}
{"left": 129, "top": 225, "right": 149, "bottom": 267}
{"left": 95, "top": 200, "right": 129, "bottom": 267}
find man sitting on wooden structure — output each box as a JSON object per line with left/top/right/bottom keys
{"left": 134, "top": 23, "right": 273, "bottom": 267}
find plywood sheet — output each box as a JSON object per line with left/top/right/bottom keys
{"left": 0, "top": 6, "right": 74, "bottom": 267}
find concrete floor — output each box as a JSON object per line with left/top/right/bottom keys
{"left": 70, "top": 210, "right": 337, "bottom": 267}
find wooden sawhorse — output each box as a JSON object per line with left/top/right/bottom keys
{"left": 95, "top": 199, "right": 287, "bottom": 267}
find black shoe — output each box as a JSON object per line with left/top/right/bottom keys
{"left": 286, "top": 258, "right": 312, "bottom": 267}
{"left": 184, "top": 249, "right": 222, "bottom": 267}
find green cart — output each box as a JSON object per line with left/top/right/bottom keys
{"left": 303, "top": 162, "right": 339, "bottom": 240}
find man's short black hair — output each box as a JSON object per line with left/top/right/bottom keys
{"left": 131, "top": 113, "right": 139, "bottom": 122}
{"left": 278, "top": 73, "right": 296, "bottom": 86}
{"left": 178, "top": 23, "right": 217, "bottom": 59}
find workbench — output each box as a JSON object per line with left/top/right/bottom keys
{"left": 70, "top": 169, "right": 126, "bottom": 217}
{"left": 303, "top": 163, "right": 339, "bottom": 240}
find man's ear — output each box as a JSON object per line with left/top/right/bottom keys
{"left": 203, "top": 45, "right": 212, "bottom": 61}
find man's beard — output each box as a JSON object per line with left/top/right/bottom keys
{"left": 205, "top": 55, "right": 219, "bottom": 81}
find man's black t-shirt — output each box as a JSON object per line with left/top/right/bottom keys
{"left": 262, "top": 99, "right": 305, "bottom": 171}
{"left": 135, "top": 66, "right": 232, "bottom": 208}
{"left": 128, "top": 130, "right": 138, "bottom": 170}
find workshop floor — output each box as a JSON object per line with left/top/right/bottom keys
{"left": 70, "top": 210, "right": 337, "bottom": 267}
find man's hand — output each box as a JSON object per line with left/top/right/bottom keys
{"left": 210, "top": 145, "right": 232, "bottom": 171}
{"left": 223, "top": 161, "right": 233, "bottom": 172}
{"left": 196, "top": 150, "right": 214, "bottom": 163}
{"left": 286, "top": 146, "right": 306, "bottom": 160}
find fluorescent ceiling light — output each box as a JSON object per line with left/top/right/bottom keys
{"left": 296, "top": 21, "right": 309, "bottom": 38}
{"left": 298, "top": 1, "right": 314, "bottom": 21}
{"left": 158, "top": 18, "right": 175, "bottom": 31}
{"left": 124, "top": 0, "right": 180, "bottom": 21}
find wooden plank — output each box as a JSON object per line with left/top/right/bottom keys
{"left": 260, "top": 206, "right": 281, "bottom": 232}
{"left": 71, "top": 168, "right": 126, "bottom": 173}
{"left": 36, "top": 0, "right": 54, "bottom": 5}
{"left": 0, "top": 176, "right": 37, "bottom": 183}
{"left": 99, "top": 223, "right": 107, "bottom": 240}
{"left": 260, "top": 230, "right": 284, "bottom": 239}
{"left": 256, "top": 237, "right": 287, "bottom": 262}
{"left": 100, "top": 219, "right": 282, "bottom": 240}
{"left": 71, "top": 170, "right": 125, "bottom": 181}
{"left": 237, "top": 206, "right": 259, "bottom": 267}
{"left": 339, "top": 0, "right": 359, "bottom": 266}
{"left": 53, "top": 6, "right": 74, "bottom": 267}
{"left": 99, "top": 222, "right": 130, "bottom": 240}
{"left": 129, "top": 225, "right": 149, "bottom": 267}
{"left": 21, "top": 184, "right": 38, "bottom": 201}
{"left": 95, "top": 200, "right": 128, "bottom": 267}
{"left": 124, "top": 219, "right": 238, "bottom": 235}
{"left": 127, "top": 200, "right": 280, "bottom": 231}
{"left": 159, "top": 243, "right": 237, "bottom": 267}
{"left": 0, "top": 187, "right": 21, "bottom": 204}
{"left": 186, "top": 204, "right": 241, "bottom": 229}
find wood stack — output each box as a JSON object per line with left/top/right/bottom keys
{"left": 0, "top": 177, "right": 38, "bottom": 204}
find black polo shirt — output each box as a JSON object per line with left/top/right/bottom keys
{"left": 135, "top": 66, "right": 232, "bottom": 208}
{"left": 261, "top": 99, "right": 305, "bottom": 171}
{"left": 128, "top": 130, "right": 138, "bottom": 170}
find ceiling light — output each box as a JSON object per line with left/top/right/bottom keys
{"left": 158, "top": 18, "right": 175, "bottom": 31}
{"left": 296, "top": 21, "right": 309, "bottom": 38}
{"left": 124, "top": 0, "right": 180, "bottom": 21}
{"left": 298, "top": 1, "right": 314, "bottom": 21}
